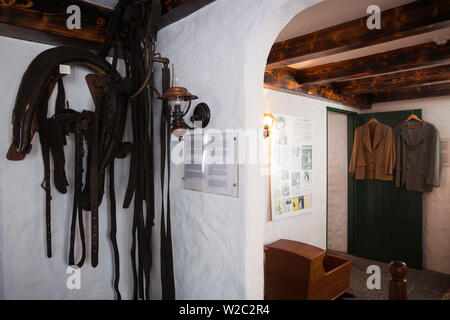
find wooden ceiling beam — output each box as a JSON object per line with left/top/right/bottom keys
{"left": 371, "top": 82, "right": 450, "bottom": 103}
{"left": 267, "top": 0, "right": 450, "bottom": 69}
{"left": 293, "top": 42, "right": 450, "bottom": 85}
{"left": 337, "top": 65, "right": 450, "bottom": 95}
{"left": 264, "top": 67, "right": 372, "bottom": 109}
{"left": 0, "top": 0, "right": 110, "bottom": 47}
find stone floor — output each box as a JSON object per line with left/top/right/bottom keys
{"left": 328, "top": 250, "right": 450, "bottom": 300}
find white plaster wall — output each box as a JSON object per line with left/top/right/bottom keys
{"left": 0, "top": 37, "right": 136, "bottom": 299}
{"left": 262, "top": 89, "right": 356, "bottom": 250}
{"left": 327, "top": 112, "right": 348, "bottom": 252}
{"left": 363, "top": 97, "right": 450, "bottom": 275}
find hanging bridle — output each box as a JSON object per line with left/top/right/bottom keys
{"left": 6, "top": 0, "right": 176, "bottom": 301}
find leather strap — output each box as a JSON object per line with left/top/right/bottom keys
{"left": 98, "top": 1, "right": 125, "bottom": 59}
{"left": 107, "top": 42, "right": 123, "bottom": 300}
{"left": 160, "top": 65, "right": 175, "bottom": 300}
{"left": 144, "top": 72, "right": 155, "bottom": 300}
{"left": 41, "top": 119, "right": 52, "bottom": 259}
{"left": 37, "top": 84, "right": 52, "bottom": 258}
{"left": 109, "top": 163, "right": 121, "bottom": 300}
{"left": 68, "top": 115, "right": 87, "bottom": 267}
{"left": 48, "top": 115, "right": 70, "bottom": 194}
{"left": 126, "top": 33, "right": 140, "bottom": 298}
{"left": 119, "top": 6, "right": 158, "bottom": 298}
{"left": 90, "top": 106, "right": 100, "bottom": 268}
{"left": 55, "top": 78, "right": 66, "bottom": 114}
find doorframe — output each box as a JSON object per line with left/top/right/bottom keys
{"left": 326, "top": 107, "right": 356, "bottom": 253}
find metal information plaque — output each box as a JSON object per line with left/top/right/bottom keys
{"left": 182, "top": 132, "right": 239, "bottom": 198}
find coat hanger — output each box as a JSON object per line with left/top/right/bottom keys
{"left": 367, "top": 113, "right": 379, "bottom": 126}
{"left": 405, "top": 110, "right": 423, "bottom": 129}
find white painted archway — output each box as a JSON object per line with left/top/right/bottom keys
{"left": 155, "top": 0, "right": 324, "bottom": 299}
{"left": 240, "top": 0, "right": 325, "bottom": 299}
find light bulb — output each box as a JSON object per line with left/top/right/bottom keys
{"left": 168, "top": 96, "right": 188, "bottom": 113}
{"left": 263, "top": 113, "right": 275, "bottom": 138}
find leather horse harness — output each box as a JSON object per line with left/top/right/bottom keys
{"left": 6, "top": 0, "right": 175, "bottom": 300}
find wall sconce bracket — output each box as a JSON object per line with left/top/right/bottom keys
{"left": 190, "top": 103, "right": 211, "bottom": 128}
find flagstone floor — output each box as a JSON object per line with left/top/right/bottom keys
{"left": 328, "top": 250, "right": 450, "bottom": 300}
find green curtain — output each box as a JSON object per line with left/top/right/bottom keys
{"left": 349, "top": 110, "right": 423, "bottom": 269}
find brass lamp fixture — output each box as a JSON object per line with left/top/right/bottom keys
{"left": 263, "top": 113, "right": 276, "bottom": 138}
{"left": 159, "top": 87, "right": 211, "bottom": 139}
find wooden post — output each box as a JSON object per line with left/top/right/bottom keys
{"left": 389, "top": 261, "right": 408, "bottom": 300}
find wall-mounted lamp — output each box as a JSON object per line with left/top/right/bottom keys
{"left": 433, "top": 36, "right": 449, "bottom": 46}
{"left": 159, "top": 87, "right": 211, "bottom": 139}
{"left": 263, "top": 113, "right": 276, "bottom": 138}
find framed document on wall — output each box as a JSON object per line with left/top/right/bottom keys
{"left": 183, "top": 132, "right": 239, "bottom": 198}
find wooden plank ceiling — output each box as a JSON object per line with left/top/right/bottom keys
{"left": 0, "top": 0, "right": 215, "bottom": 49}
{"left": 265, "top": 0, "right": 450, "bottom": 109}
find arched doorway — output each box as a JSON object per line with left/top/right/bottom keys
{"left": 154, "top": 0, "right": 324, "bottom": 300}
{"left": 240, "top": 0, "right": 326, "bottom": 299}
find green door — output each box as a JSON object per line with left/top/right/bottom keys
{"left": 349, "top": 110, "right": 423, "bottom": 269}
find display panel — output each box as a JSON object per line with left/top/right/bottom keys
{"left": 270, "top": 114, "right": 313, "bottom": 220}
{"left": 183, "top": 132, "right": 239, "bottom": 198}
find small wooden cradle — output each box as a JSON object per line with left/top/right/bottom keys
{"left": 264, "top": 239, "right": 352, "bottom": 300}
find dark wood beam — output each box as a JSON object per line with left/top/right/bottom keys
{"left": 338, "top": 65, "right": 450, "bottom": 95}
{"left": 0, "top": 0, "right": 215, "bottom": 48}
{"left": 267, "top": 0, "right": 450, "bottom": 69}
{"left": 264, "top": 67, "right": 372, "bottom": 109}
{"left": 294, "top": 42, "right": 450, "bottom": 85}
{"left": 0, "top": 0, "right": 110, "bottom": 46}
{"left": 372, "top": 82, "right": 450, "bottom": 103}
{"left": 0, "top": 22, "right": 105, "bottom": 51}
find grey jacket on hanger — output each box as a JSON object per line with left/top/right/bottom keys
{"left": 393, "top": 121, "right": 441, "bottom": 192}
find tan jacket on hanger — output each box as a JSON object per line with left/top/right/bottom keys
{"left": 349, "top": 122, "right": 396, "bottom": 181}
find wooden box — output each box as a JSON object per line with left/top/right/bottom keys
{"left": 264, "top": 239, "right": 352, "bottom": 300}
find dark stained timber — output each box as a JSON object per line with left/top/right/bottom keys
{"left": 267, "top": 0, "right": 450, "bottom": 69}
{"left": 0, "top": 0, "right": 111, "bottom": 45}
{"left": 294, "top": 42, "right": 450, "bottom": 85}
{"left": 372, "top": 82, "right": 450, "bottom": 103}
{"left": 0, "top": 0, "right": 216, "bottom": 47}
{"left": 264, "top": 67, "right": 372, "bottom": 109}
{"left": 337, "top": 65, "right": 450, "bottom": 95}
{"left": 264, "top": 0, "right": 450, "bottom": 105}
